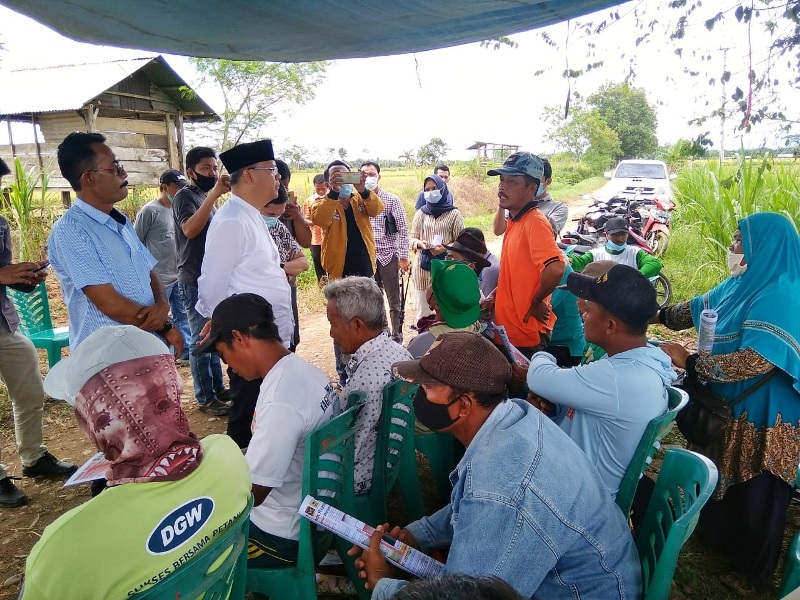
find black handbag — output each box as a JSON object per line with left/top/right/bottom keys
{"left": 676, "top": 367, "right": 777, "bottom": 449}
{"left": 384, "top": 212, "right": 398, "bottom": 235}
{"left": 418, "top": 249, "right": 435, "bottom": 271}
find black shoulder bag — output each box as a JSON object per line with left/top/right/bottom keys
{"left": 676, "top": 360, "right": 778, "bottom": 450}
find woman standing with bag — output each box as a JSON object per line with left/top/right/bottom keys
{"left": 654, "top": 212, "right": 800, "bottom": 590}
{"left": 409, "top": 174, "right": 463, "bottom": 323}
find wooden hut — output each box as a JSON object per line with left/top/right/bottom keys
{"left": 467, "top": 141, "right": 521, "bottom": 164}
{"left": 0, "top": 55, "right": 217, "bottom": 190}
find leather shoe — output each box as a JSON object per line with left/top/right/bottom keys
{"left": 22, "top": 452, "right": 78, "bottom": 478}
{"left": 215, "top": 387, "right": 233, "bottom": 401}
{"left": 0, "top": 477, "right": 28, "bottom": 507}
{"left": 198, "top": 399, "right": 229, "bottom": 416}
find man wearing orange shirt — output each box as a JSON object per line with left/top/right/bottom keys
{"left": 486, "top": 152, "right": 566, "bottom": 358}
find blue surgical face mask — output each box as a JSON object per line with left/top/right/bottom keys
{"left": 536, "top": 183, "right": 545, "bottom": 198}
{"left": 166, "top": 193, "right": 175, "bottom": 204}
{"left": 606, "top": 240, "right": 628, "bottom": 252}
{"left": 424, "top": 189, "right": 443, "bottom": 204}
{"left": 339, "top": 184, "right": 353, "bottom": 198}
{"left": 262, "top": 216, "right": 279, "bottom": 228}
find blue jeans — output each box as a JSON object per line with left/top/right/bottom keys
{"left": 178, "top": 282, "right": 224, "bottom": 405}
{"left": 164, "top": 282, "right": 191, "bottom": 359}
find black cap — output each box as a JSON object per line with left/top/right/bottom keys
{"left": 219, "top": 140, "right": 275, "bottom": 174}
{"left": 193, "top": 293, "right": 276, "bottom": 355}
{"left": 604, "top": 217, "right": 629, "bottom": 234}
{"left": 566, "top": 264, "right": 659, "bottom": 328}
{"left": 0, "top": 158, "right": 10, "bottom": 178}
{"left": 159, "top": 169, "right": 188, "bottom": 186}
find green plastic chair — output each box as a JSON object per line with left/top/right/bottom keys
{"left": 7, "top": 281, "right": 69, "bottom": 367}
{"left": 245, "top": 403, "right": 362, "bottom": 600}
{"left": 349, "top": 380, "right": 425, "bottom": 526}
{"left": 779, "top": 529, "right": 800, "bottom": 598}
{"left": 616, "top": 386, "right": 689, "bottom": 517}
{"left": 131, "top": 494, "right": 254, "bottom": 600}
{"left": 636, "top": 448, "right": 718, "bottom": 600}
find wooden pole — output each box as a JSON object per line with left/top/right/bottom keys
{"left": 165, "top": 113, "right": 178, "bottom": 169}
{"left": 176, "top": 113, "right": 185, "bottom": 172}
{"left": 32, "top": 116, "right": 44, "bottom": 171}
{"left": 84, "top": 105, "right": 98, "bottom": 132}
{"left": 6, "top": 118, "right": 16, "bottom": 159}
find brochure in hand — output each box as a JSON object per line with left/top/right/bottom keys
{"left": 298, "top": 495, "right": 444, "bottom": 578}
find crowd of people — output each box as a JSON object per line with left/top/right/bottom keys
{"left": 0, "top": 138, "right": 798, "bottom": 599}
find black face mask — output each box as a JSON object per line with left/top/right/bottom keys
{"left": 414, "top": 387, "right": 466, "bottom": 431}
{"left": 192, "top": 172, "right": 217, "bottom": 193}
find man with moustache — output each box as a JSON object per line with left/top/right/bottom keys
{"left": 196, "top": 139, "right": 294, "bottom": 448}
{"left": 484, "top": 152, "right": 565, "bottom": 358}
{"left": 172, "top": 146, "right": 232, "bottom": 416}
{"left": 48, "top": 132, "right": 184, "bottom": 354}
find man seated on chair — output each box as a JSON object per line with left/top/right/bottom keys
{"left": 406, "top": 260, "right": 482, "bottom": 359}
{"left": 323, "top": 277, "right": 411, "bottom": 494}
{"left": 22, "top": 325, "right": 251, "bottom": 600}
{"left": 195, "top": 293, "right": 338, "bottom": 567}
{"left": 526, "top": 264, "right": 675, "bottom": 498}
{"left": 351, "top": 332, "right": 642, "bottom": 599}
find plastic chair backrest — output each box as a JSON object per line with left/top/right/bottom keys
{"left": 7, "top": 281, "right": 55, "bottom": 335}
{"left": 635, "top": 448, "right": 718, "bottom": 600}
{"left": 132, "top": 494, "right": 254, "bottom": 600}
{"left": 779, "top": 529, "right": 800, "bottom": 598}
{"left": 246, "top": 404, "right": 362, "bottom": 600}
{"left": 616, "top": 386, "right": 689, "bottom": 517}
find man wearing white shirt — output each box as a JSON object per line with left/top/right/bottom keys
{"left": 197, "top": 139, "right": 293, "bottom": 447}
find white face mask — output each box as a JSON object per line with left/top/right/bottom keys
{"left": 424, "top": 189, "right": 443, "bottom": 204}
{"left": 364, "top": 176, "right": 379, "bottom": 191}
{"left": 727, "top": 251, "right": 748, "bottom": 277}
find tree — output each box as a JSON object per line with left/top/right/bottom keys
{"left": 325, "top": 147, "right": 336, "bottom": 161}
{"left": 417, "top": 137, "right": 449, "bottom": 165}
{"left": 337, "top": 147, "right": 348, "bottom": 161}
{"left": 188, "top": 59, "right": 328, "bottom": 150}
{"left": 588, "top": 83, "right": 657, "bottom": 159}
{"left": 544, "top": 104, "right": 621, "bottom": 169}
{"left": 283, "top": 144, "right": 308, "bottom": 169}
{"left": 398, "top": 149, "right": 416, "bottom": 166}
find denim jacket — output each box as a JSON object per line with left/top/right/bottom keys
{"left": 373, "top": 400, "right": 642, "bottom": 599}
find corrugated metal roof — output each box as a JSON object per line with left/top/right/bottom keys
{"left": 3, "top": 0, "right": 621, "bottom": 62}
{"left": 0, "top": 56, "right": 217, "bottom": 121}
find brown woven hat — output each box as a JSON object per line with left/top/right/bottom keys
{"left": 442, "top": 231, "right": 491, "bottom": 269}
{"left": 392, "top": 331, "right": 511, "bottom": 394}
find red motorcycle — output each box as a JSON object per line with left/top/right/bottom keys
{"left": 635, "top": 198, "right": 673, "bottom": 257}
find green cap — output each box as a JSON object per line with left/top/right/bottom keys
{"left": 487, "top": 151, "right": 544, "bottom": 181}
{"left": 431, "top": 260, "right": 481, "bottom": 329}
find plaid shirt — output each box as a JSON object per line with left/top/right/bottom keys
{"left": 369, "top": 187, "right": 409, "bottom": 267}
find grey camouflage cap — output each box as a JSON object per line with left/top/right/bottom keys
{"left": 487, "top": 152, "right": 544, "bottom": 181}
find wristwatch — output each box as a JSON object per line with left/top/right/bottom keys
{"left": 155, "top": 320, "right": 174, "bottom": 337}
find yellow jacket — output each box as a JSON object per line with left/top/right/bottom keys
{"left": 312, "top": 190, "right": 384, "bottom": 279}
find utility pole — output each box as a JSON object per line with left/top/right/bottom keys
{"left": 720, "top": 47, "right": 727, "bottom": 168}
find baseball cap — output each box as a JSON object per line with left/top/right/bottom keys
{"left": 44, "top": 326, "right": 171, "bottom": 405}
{"left": 487, "top": 152, "right": 544, "bottom": 181}
{"left": 159, "top": 169, "right": 188, "bottom": 186}
{"left": 604, "top": 217, "right": 629, "bottom": 234}
{"left": 193, "top": 293, "right": 276, "bottom": 355}
{"left": 392, "top": 331, "right": 511, "bottom": 394}
{"left": 431, "top": 260, "right": 481, "bottom": 329}
{"left": 442, "top": 231, "right": 491, "bottom": 270}
{"left": 566, "top": 264, "right": 659, "bottom": 328}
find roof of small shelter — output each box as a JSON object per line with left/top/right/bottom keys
{"left": 467, "top": 141, "right": 520, "bottom": 150}
{"left": 0, "top": 56, "right": 217, "bottom": 121}
{"left": 3, "top": 1, "right": 621, "bottom": 62}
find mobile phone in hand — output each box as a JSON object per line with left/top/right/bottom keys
{"left": 339, "top": 172, "right": 361, "bottom": 184}
{"left": 34, "top": 262, "right": 50, "bottom": 272}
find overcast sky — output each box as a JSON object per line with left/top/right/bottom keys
{"left": 1, "top": 1, "right": 796, "bottom": 162}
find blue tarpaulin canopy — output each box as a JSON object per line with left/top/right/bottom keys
{"left": 2, "top": 0, "right": 622, "bottom": 61}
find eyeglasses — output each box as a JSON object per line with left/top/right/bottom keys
{"left": 247, "top": 166, "right": 279, "bottom": 174}
{"left": 83, "top": 161, "right": 125, "bottom": 177}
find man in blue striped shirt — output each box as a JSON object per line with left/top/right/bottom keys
{"left": 48, "top": 132, "right": 184, "bottom": 354}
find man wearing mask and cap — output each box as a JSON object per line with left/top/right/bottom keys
{"left": 197, "top": 139, "right": 294, "bottom": 449}
{"left": 484, "top": 152, "right": 566, "bottom": 358}
{"left": 349, "top": 331, "right": 642, "bottom": 599}
{"left": 570, "top": 216, "right": 662, "bottom": 278}
{"left": 172, "top": 147, "right": 232, "bottom": 416}
{"left": 22, "top": 325, "right": 251, "bottom": 600}
{"left": 49, "top": 133, "right": 184, "bottom": 354}
{"left": 360, "top": 161, "right": 410, "bottom": 345}
{"left": 134, "top": 169, "right": 192, "bottom": 363}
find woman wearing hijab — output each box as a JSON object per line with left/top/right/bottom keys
{"left": 23, "top": 326, "right": 251, "bottom": 600}
{"left": 654, "top": 212, "right": 800, "bottom": 589}
{"left": 409, "top": 174, "right": 464, "bottom": 323}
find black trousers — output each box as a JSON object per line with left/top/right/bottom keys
{"left": 309, "top": 244, "right": 325, "bottom": 281}
{"left": 697, "top": 471, "right": 793, "bottom": 589}
{"left": 226, "top": 368, "right": 263, "bottom": 449}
